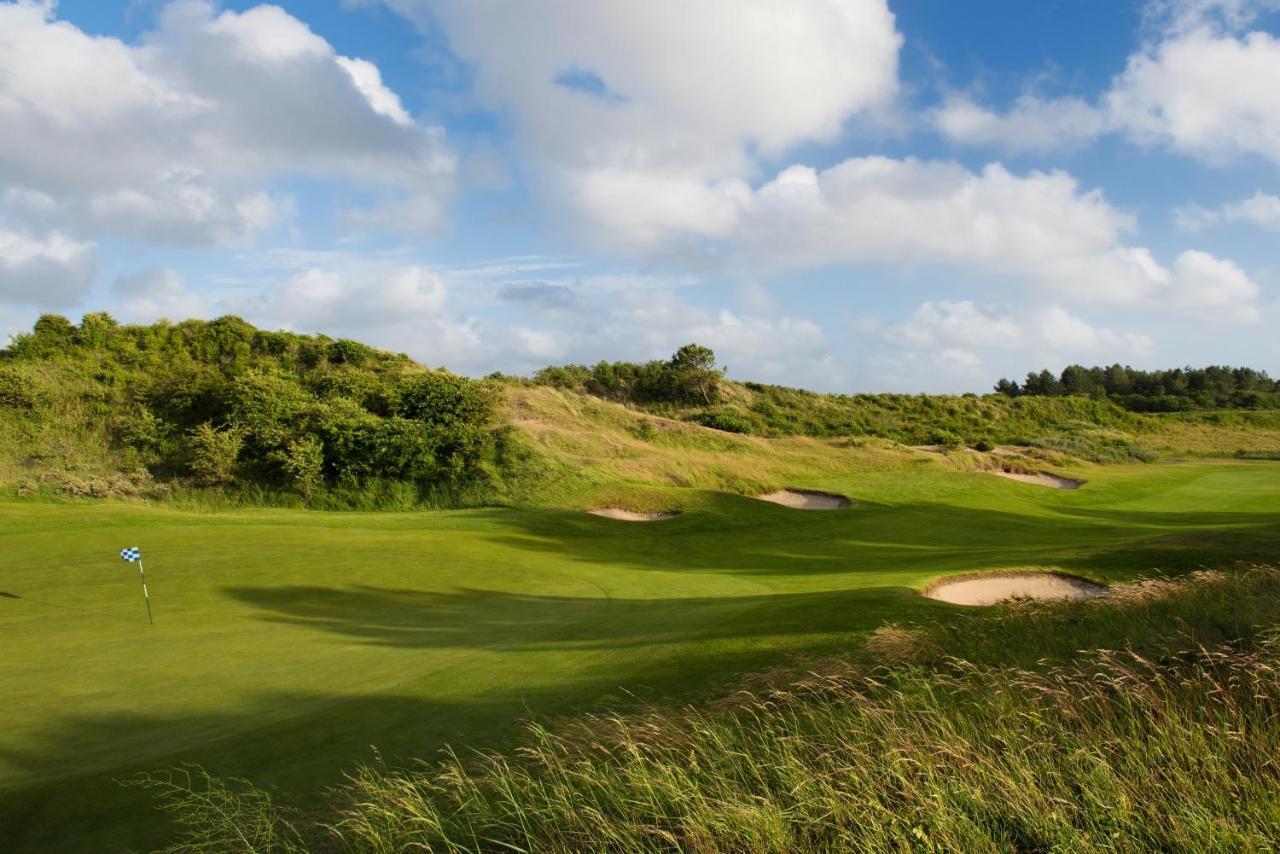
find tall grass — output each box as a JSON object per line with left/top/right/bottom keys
{"left": 142, "top": 567, "right": 1280, "bottom": 852}
{"left": 127, "top": 767, "right": 305, "bottom": 854}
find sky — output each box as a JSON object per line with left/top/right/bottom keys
{"left": 1, "top": 0, "right": 1278, "bottom": 392}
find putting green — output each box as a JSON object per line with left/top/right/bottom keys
{"left": 3, "top": 460, "right": 1280, "bottom": 850}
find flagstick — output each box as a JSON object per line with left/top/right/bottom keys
{"left": 137, "top": 559, "right": 153, "bottom": 625}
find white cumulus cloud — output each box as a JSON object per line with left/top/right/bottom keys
{"left": 1166, "top": 250, "right": 1261, "bottom": 319}
{"left": 733, "top": 156, "right": 1253, "bottom": 310}
{"left": 362, "top": 0, "right": 901, "bottom": 250}
{"left": 0, "top": 0, "right": 455, "bottom": 247}
{"left": 935, "top": 1, "right": 1280, "bottom": 167}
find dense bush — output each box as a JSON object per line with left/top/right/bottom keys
{"left": 1, "top": 314, "right": 503, "bottom": 505}
{"left": 534, "top": 343, "right": 724, "bottom": 406}
{"left": 0, "top": 367, "right": 44, "bottom": 409}
{"left": 687, "top": 407, "right": 754, "bottom": 434}
{"left": 187, "top": 423, "right": 244, "bottom": 486}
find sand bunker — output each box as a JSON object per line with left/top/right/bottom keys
{"left": 588, "top": 508, "right": 681, "bottom": 521}
{"left": 992, "top": 471, "right": 1084, "bottom": 489}
{"left": 925, "top": 572, "right": 1108, "bottom": 606}
{"left": 755, "top": 489, "right": 851, "bottom": 510}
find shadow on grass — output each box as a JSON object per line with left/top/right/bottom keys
{"left": 0, "top": 582, "right": 933, "bottom": 854}
{"left": 223, "top": 583, "right": 930, "bottom": 651}
{"left": 479, "top": 494, "right": 1280, "bottom": 581}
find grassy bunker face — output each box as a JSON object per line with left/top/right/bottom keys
{"left": 588, "top": 508, "right": 682, "bottom": 521}
{"left": 925, "top": 572, "right": 1108, "bottom": 606}
{"left": 992, "top": 471, "right": 1084, "bottom": 489}
{"left": 755, "top": 489, "right": 852, "bottom": 510}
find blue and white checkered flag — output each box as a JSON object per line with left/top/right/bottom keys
{"left": 118, "top": 547, "right": 152, "bottom": 623}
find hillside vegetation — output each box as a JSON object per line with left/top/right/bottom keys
{"left": 6, "top": 314, "right": 1280, "bottom": 511}
{"left": 0, "top": 313, "right": 551, "bottom": 508}
{"left": 521, "top": 358, "right": 1280, "bottom": 473}
{"left": 7, "top": 317, "right": 1280, "bottom": 512}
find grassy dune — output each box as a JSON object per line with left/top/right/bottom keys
{"left": 4, "top": 421, "right": 1280, "bottom": 849}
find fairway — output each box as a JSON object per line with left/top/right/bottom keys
{"left": 4, "top": 460, "right": 1280, "bottom": 850}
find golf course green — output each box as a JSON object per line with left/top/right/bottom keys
{"left": 4, "top": 458, "right": 1280, "bottom": 851}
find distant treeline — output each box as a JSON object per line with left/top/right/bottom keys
{"left": 995, "top": 365, "right": 1280, "bottom": 412}
{"left": 0, "top": 314, "right": 536, "bottom": 506}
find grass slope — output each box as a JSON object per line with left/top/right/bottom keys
{"left": 4, "top": 450, "right": 1280, "bottom": 850}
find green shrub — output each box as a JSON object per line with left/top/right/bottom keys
{"left": 187, "top": 423, "right": 243, "bottom": 486}
{"left": 535, "top": 345, "right": 724, "bottom": 407}
{"left": 270, "top": 436, "right": 325, "bottom": 498}
{"left": 114, "top": 408, "right": 164, "bottom": 454}
{"left": 688, "top": 407, "right": 754, "bottom": 434}
{"left": 327, "top": 339, "right": 374, "bottom": 366}
{"left": 0, "top": 368, "right": 44, "bottom": 409}
{"left": 397, "top": 372, "right": 494, "bottom": 427}
{"left": 0, "top": 316, "right": 502, "bottom": 507}
{"left": 926, "top": 428, "right": 965, "bottom": 448}
{"left": 628, "top": 420, "right": 659, "bottom": 441}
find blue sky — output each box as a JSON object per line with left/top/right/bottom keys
{"left": 1, "top": 0, "right": 1277, "bottom": 391}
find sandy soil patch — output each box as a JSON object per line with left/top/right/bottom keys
{"left": 588, "top": 508, "right": 681, "bottom": 521}
{"left": 755, "top": 489, "right": 851, "bottom": 510}
{"left": 991, "top": 471, "right": 1084, "bottom": 489}
{"left": 925, "top": 572, "right": 1108, "bottom": 606}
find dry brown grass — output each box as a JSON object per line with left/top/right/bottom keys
{"left": 501, "top": 385, "right": 921, "bottom": 503}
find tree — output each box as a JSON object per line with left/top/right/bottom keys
{"left": 1060, "top": 365, "right": 1093, "bottom": 396}
{"left": 1103, "top": 364, "right": 1132, "bottom": 395}
{"left": 1023, "top": 369, "right": 1062, "bottom": 396}
{"left": 668, "top": 343, "right": 722, "bottom": 404}
{"left": 994, "top": 378, "right": 1020, "bottom": 397}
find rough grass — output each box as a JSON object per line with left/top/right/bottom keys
{"left": 503, "top": 386, "right": 1042, "bottom": 504}
{"left": 144, "top": 567, "right": 1280, "bottom": 852}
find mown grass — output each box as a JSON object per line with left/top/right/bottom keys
{"left": 143, "top": 567, "right": 1280, "bottom": 852}
{"left": 4, "top": 456, "right": 1280, "bottom": 851}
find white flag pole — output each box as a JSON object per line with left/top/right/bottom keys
{"left": 137, "top": 558, "right": 153, "bottom": 625}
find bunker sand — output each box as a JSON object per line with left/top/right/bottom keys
{"left": 755, "top": 489, "right": 851, "bottom": 510}
{"left": 925, "top": 572, "right": 1108, "bottom": 606}
{"left": 588, "top": 508, "right": 681, "bottom": 521}
{"left": 992, "top": 471, "right": 1084, "bottom": 489}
